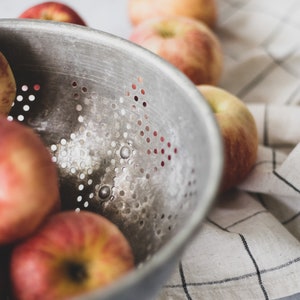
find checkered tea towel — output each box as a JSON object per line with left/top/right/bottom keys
{"left": 158, "top": 0, "right": 300, "bottom": 299}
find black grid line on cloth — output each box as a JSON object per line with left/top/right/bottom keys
{"left": 285, "top": 84, "right": 300, "bottom": 105}
{"left": 259, "top": 102, "right": 300, "bottom": 147}
{"left": 164, "top": 220, "right": 300, "bottom": 292}
{"left": 219, "top": 0, "right": 300, "bottom": 102}
{"left": 239, "top": 234, "right": 269, "bottom": 300}
{"left": 236, "top": 61, "right": 279, "bottom": 100}
{"left": 217, "top": 0, "right": 250, "bottom": 24}
{"left": 260, "top": 0, "right": 300, "bottom": 48}
{"left": 249, "top": 148, "right": 285, "bottom": 172}
{"left": 207, "top": 219, "right": 270, "bottom": 299}
{"left": 221, "top": 0, "right": 300, "bottom": 45}
{"left": 164, "top": 255, "right": 300, "bottom": 288}
{"left": 179, "top": 261, "right": 193, "bottom": 300}
{"left": 229, "top": 0, "right": 300, "bottom": 29}
{"left": 272, "top": 148, "right": 277, "bottom": 171}
{"left": 225, "top": 209, "right": 269, "bottom": 230}
{"left": 253, "top": 158, "right": 281, "bottom": 169}
{"left": 236, "top": 49, "right": 298, "bottom": 100}
{"left": 282, "top": 211, "right": 300, "bottom": 225}
{"left": 220, "top": 0, "right": 247, "bottom": 6}
{"left": 273, "top": 170, "right": 300, "bottom": 194}
{"left": 265, "top": 48, "right": 300, "bottom": 78}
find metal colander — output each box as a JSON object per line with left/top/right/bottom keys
{"left": 0, "top": 19, "right": 222, "bottom": 300}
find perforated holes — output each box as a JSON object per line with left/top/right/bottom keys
{"left": 146, "top": 128, "right": 179, "bottom": 169}
{"left": 60, "top": 138, "right": 67, "bottom": 146}
{"left": 50, "top": 144, "right": 57, "bottom": 152}
{"left": 71, "top": 81, "right": 81, "bottom": 100}
{"left": 123, "top": 207, "right": 131, "bottom": 215}
{"left": 12, "top": 82, "right": 42, "bottom": 122}
{"left": 21, "top": 85, "right": 28, "bottom": 92}
{"left": 76, "top": 104, "right": 82, "bottom": 112}
{"left": 181, "top": 168, "right": 198, "bottom": 206}
{"left": 16, "top": 95, "right": 23, "bottom": 102}
{"left": 33, "top": 84, "right": 41, "bottom": 91}
{"left": 23, "top": 105, "right": 30, "bottom": 112}
{"left": 120, "top": 146, "right": 131, "bottom": 159}
{"left": 28, "top": 95, "right": 35, "bottom": 102}
{"left": 128, "top": 77, "right": 149, "bottom": 108}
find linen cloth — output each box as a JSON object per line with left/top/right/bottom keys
{"left": 158, "top": 0, "right": 300, "bottom": 299}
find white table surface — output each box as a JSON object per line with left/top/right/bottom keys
{"left": 0, "top": 1, "right": 132, "bottom": 39}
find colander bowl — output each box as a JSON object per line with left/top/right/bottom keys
{"left": 0, "top": 19, "right": 223, "bottom": 300}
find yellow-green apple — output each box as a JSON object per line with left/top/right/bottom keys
{"left": 129, "top": 16, "right": 223, "bottom": 85}
{"left": 197, "top": 85, "right": 258, "bottom": 192}
{"left": 19, "top": 1, "right": 86, "bottom": 26}
{"left": 0, "top": 51, "right": 16, "bottom": 116}
{"left": 0, "top": 117, "right": 60, "bottom": 244}
{"left": 128, "top": 0, "right": 218, "bottom": 29}
{"left": 10, "top": 210, "right": 135, "bottom": 300}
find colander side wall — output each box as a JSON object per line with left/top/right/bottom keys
{"left": 0, "top": 19, "right": 223, "bottom": 300}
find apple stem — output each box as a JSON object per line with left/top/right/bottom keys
{"left": 155, "top": 25, "right": 175, "bottom": 38}
{"left": 65, "top": 261, "right": 88, "bottom": 283}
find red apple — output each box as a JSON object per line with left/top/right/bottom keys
{"left": 128, "top": 0, "right": 218, "bottom": 29}
{"left": 197, "top": 85, "right": 259, "bottom": 192}
{"left": 19, "top": 1, "right": 86, "bottom": 26}
{"left": 129, "top": 16, "right": 223, "bottom": 86}
{"left": 0, "top": 117, "right": 60, "bottom": 244}
{"left": 0, "top": 51, "right": 16, "bottom": 116}
{"left": 10, "top": 210, "right": 135, "bottom": 300}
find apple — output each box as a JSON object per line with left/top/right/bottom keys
{"left": 10, "top": 210, "right": 135, "bottom": 300}
{"left": 0, "top": 51, "right": 16, "bottom": 116}
{"left": 197, "top": 85, "right": 258, "bottom": 192}
{"left": 129, "top": 16, "right": 223, "bottom": 86}
{"left": 18, "top": 1, "right": 86, "bottom": 26}
{"left": 128, "top": 0, "right": 217, "bottom": 29}
{"left": 0, "top": 117, "right": 60, "bottom": 244}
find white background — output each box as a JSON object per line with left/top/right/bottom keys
{"left": 0, "top": 1, "right": 133, "bottom": 39}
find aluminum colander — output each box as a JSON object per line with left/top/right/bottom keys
{"left": 0, "top": 19, "right": 223, "bottom": 300}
